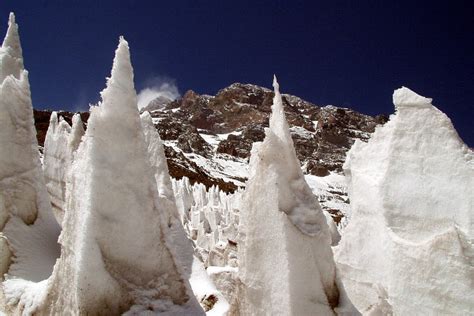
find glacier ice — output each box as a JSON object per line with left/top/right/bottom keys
{"left": 335, "top": 86, "right": 474, "bottom": 314}
{"left": 237, "top": 76, "right": 341, "bottom": 315}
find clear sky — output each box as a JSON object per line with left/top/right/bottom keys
{"left": 1, "top": 1, "right": 473, "bottom": 146}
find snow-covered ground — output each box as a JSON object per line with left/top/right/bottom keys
{"left": 198, "top": 131, "right": 243, "bottom": 150}
{"left": 184, "top": 153, "right": 248, "bottom": 187}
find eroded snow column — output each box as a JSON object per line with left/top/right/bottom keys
{"left": 43, "top": 112, "right": 84, "bottom": 225}
{"left": 43, "top": 37, "right": 189, "bottom": 315}
{"left": 140, "top": 111, "right": 178, "bottom": 225}
{"left": 0, "top": 13, "right": 44, "bottom": 228}
{"left": 238, "top": 76, "right": 340, "bottom": 315}
{"left": 0, "top": 13, "right": 60, "bottom": 278}
{"left": 335, "top": 87, "right": 474, "bottom": 314}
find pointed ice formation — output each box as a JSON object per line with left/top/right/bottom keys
{"left": 171, "top": 176, "right": 241, "bottom": 267}
{"left": 140, "top": 111, "right": 177, "bottom": 223}
{"left": 173, "top": 176, "right": 194, "bottom": 220}
{"left": 238, "top": 76, "right": 341, "bottom": 315}
{"left": 43, "top": 113, "right": 71, "bottom": 224}
{"left": 141, "top": 114, "right": 229, "bottom": 314}
{"left": 0, "top": 15, "right": 60, "bottom": 316}
{"left": 0, "top": 12, "right": 44, "bottom": 224}
{"left": 69, "top": 113, "right": 85, "bottom": 153}
{"left": 31, "top": 37, "right": 191, "bottom": 314}
{"left": 43, "top": 112, "right": 84, "bottom": 224}
{"left": 0, "top": 13, "right": 23, "bottom": 81}
{"left": 0, "top": 12, "right": 60, "bottom": 281}
{"left": 335, "top": 87, "right": 474, "bottom": 314}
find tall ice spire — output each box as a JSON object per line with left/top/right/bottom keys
{"left": 33, "top": 37, "right": 190, "bottom": 315}
{"left": 0, "top": 12, "right": 24, "bottom": 81}
{"left": 269, "top": 74, "right": 292, "bottom": 143}
{"left": 238, "top": 76, "right": 342, "bottom": 315}
{"left": 100, "top": 36, "right": 136, "bottom": 113}
{"left": 2, "top": 12, "right": 23, "bottom": 60}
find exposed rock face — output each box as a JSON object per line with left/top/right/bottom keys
{"left": 217, "top": 124, "right": 264, "bottom": 159}
{"left": 33, "top": 83, "right": 386, "bottom": 222}
{"left": 35, "top": 83, "right": 385, "bottom": 182}
{"left": 151, "top": 83, "right": 387, "bottom": 179}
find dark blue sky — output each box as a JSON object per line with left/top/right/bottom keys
{"left": 1, "top": 1, "right": 473, "bottom": 146}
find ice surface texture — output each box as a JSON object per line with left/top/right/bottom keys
{"left": 335, "top": 87, "right": 474, "bottom": 314}
{"left": 43, "top": 112, "right": 84, "bottom": 225}
{"left": 40, "top": 37, "right": 192, "bottom": 314}
{"left": 0, "top": 13, "right": 61, "bottom": 315}
{"left": 1, "top": 21, "right": 203, "bottom": 313}
{"left": 238, "top": 76, "right": 341, "bottom": 315}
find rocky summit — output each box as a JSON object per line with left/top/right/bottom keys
{"left": 34, "top": 82, "right": 387, "bottom": 219}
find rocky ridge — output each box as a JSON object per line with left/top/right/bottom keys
{"left": 34, "top": 83, "right": 387, "bottom": 220}
{"left": 153, "top": 83, "right": 387, "bottom": 180}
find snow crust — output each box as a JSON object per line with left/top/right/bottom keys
{"left": 238, "top": 76, "right": 341, "bottom": 315}
{"left": 392, "top": 86, "right": 432, "bottom": 109}
{"left": 188, "top": 260, "right": 230, "bottom": 316}
{"left": 335, "top": 87, "right": 474, "bottom": 314}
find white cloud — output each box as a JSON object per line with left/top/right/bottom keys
{"left": 137, "top": 77, "right": 180, "bottom": 109}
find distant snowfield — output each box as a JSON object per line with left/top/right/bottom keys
{"left": 198, "top": 130, "right": 243, "bottom": 149}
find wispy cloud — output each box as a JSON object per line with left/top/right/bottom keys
{"left": 137, "top": 76, "right": 180, "bottom": 109}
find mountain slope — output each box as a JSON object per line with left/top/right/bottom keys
{"left": 33, "top": 83, "right": 387, "bottom": 223}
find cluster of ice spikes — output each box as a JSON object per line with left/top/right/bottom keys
{"left": 0, "top": 12, "right": 472, "bottom": 316}
{"left": 0, "top": 13, "right": 205, "bottom": 315}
